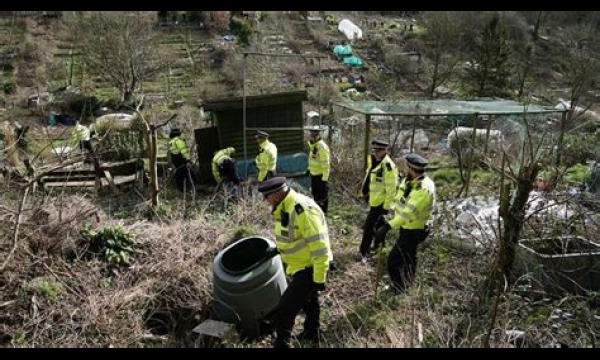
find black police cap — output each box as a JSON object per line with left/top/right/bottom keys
{"left": 404, "top": 153, "right": 428, "bottom": 170}
{"left": 257, "top": 177, "right": 287, "bottom": 195}
{"left": 255, "top": 130, "right": 269, "bottom": 138}
{"left": 304, "top": 125, "right": 325, "bottom": 133}
{"left": 371, "top": 139, "right": 389, "bottom": 149}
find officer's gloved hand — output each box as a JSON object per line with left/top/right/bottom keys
{"left": 374, "top": 222, "right": 391, "bottom": 242}
{"left": 265, "top": 246, "right": 280, "bottom": 259}
{"left": 313, "top": 282, "right": 326, "bottom": 292}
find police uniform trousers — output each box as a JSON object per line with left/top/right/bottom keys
{"left": 172, "top": 154, "right": 192, "bottom": 192}
{"left": 359, "top": 205, "right": 388, "bottom": 256}
{"left": 79, "top": 140, "right": 92, "bottom": 153}
{"left": 387, "top": 228, "right": 429, "bottom": 293}
{"left": 275, "top": 267, "right": 320, "bottom": 348}
{"left": 310, "top": 174, "right": 329, "bottom": 214}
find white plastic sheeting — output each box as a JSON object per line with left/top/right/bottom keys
{"left": 94, "top": 113, "right": 137, "bottom": 131}
{"left": 439, "top": 190, "right": 582, "bottom": 248}
{"left": 338, "top": 19, "right": 363, "bottom": 40}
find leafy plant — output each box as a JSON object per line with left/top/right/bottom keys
{"left": 81, "top": 225, "right": 136, "bottom": 265}
{"left": 3, "top": 81, "right": 15, "bottom": 95}
{"left": 28, "top": 279, "right": 64, "bottom": 299}
{"left": 563, "top": 163, "right": 589, "bottom": 184}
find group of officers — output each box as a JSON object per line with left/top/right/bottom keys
{"left": 167, "top": 125, "right": 436, "bottom": 348}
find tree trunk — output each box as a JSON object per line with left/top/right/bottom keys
{"left": 555, "top": 111, "right": 568, "bottom": 166}
{"left": 491, "top": 162, "right": 540, "bottom": 291}
{"left": 518, "top": 11, "right": 543, "bottom": 98}
{"left": 429, "top": 59, "right": 440, "bottom": 99}
{"left": 150, "top": 127, "right": 159, "bottom": 208}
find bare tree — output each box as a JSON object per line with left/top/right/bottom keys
{"left": 516, "top": 11, "right": 545, "bottom": 98}
{"left": 555, "top": 24, "right": 600, "bottom": 165}
{"left": 418, "top": 11, "right": 463, "bottom": 98}
{"left": 72, "top": 12, "right": 156, "bottom": 103}
{"left": 484, "top": 114, "right": 548, "bottom": 296}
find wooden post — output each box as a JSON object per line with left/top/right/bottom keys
{"left": 318, "top": 57, "right": 322, "bottom": 126}
{"left": 242, "top": 54, "right": 248, "bottom": 163}
{"left": 464, "top": 113, "right": 479, "bottom": 197}
{"left": 150, "top": 127, "right": 159, "bottom": 207}
{"left": 484, "top": 114, "right": 494, "bottom": 155}
{"left": 327, "top": 104, "right": 334, "bottom": 145}
{"left": 555, "top": 111, "right": 567, "bottom": 166}
{"left": 410, "top": 117, "right": 417, "bottom": 152}
{"left": 364, "top": 114, "right": 371, "bottom": 172}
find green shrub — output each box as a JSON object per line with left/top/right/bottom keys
{"left": 563, "top": 163, "right": 589, "bottom": 184}
{"left": 561, "top": 132, "right": 600, "bottom": 166}
{"left": 230, "top": 18, "right": 253, "bottom": 46}
{"left": 81, "top": 225, "right": 136, "bottom": 265}
{"left": 28, "top": 279, "right": 64, "bottom": 299}
{"left": 3, "top": 81, "right": 16, "bottom": 95}
{"left": 431, "top": 167, "right": 461, "bottom": 185}
{"left": 230, "top": 225, "right": 258, "bottom": 243}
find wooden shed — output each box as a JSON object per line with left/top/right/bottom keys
{"left": 202, "top": 90, "right": 307, "bottom": 158}
{"left": 195, "top": 90, "right": 308, "bottom": 184}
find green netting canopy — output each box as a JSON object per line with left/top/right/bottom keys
{"left": 333, "top": 98, "right": 565, "bottom": 116}
{"left": 343, "top": 55, "right": 363, "bottom": 67}
{"left": 333, "top": 44, "right": 353, "bottom": 57}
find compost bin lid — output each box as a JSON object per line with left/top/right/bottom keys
{"left": 220, "top": 237, "right": 274, "bottom": 275}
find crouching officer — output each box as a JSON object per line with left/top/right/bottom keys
{"left": 168, "top": 128, "right": 193, "bottom": 192}
{"left": 373, "top": 153, "right": 436, "bottom": 293}
{"left": 255, "top": 130, "right": 278, "bottom": 183}
{"left": 305, "top": 125, "right": 331, "bottom": 214}
{"left": 212, "top": 146, "right": 241, "bottom": 196}
{"left": 258, "top": 177, "right": 332, "bottom": 348}
{"left": 359, "top": 140, "right": 398, "bottom": 259}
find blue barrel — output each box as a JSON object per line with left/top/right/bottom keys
{"left": 48, "top": 114, "right": 57, "bottom": 127}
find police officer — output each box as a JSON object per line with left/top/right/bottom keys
{"left": 255, "top": 130, "right": 278, "bottom": 183}
{"left": 374, "top": 153, "right": 436, "bottom": 293}
{"left": 359, "top": 140, "right": 398, "bottom": 260}
{"left": 305, "top": 125, "right": 330, "bottom": 213}
{"left": 72, "top": 120, "right": 92, "bottom": 154}
{"left": 168, "top": 128, "right": 192, "bottom": 192}
{"left": 258, "top": 177, "right": 332, "bottom": 348}
{"left": 212, "top": 146, "right": 241, "bottom": 197}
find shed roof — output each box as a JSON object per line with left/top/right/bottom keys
{"left": 203, "top": 91, "right": 308, "bottom": 112}
{"left": 333, "top": 98, "right": 567, "bottom": 116}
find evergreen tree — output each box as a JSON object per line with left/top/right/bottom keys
{"left": 465, "top": 14, "right": 513, "bottom": 97}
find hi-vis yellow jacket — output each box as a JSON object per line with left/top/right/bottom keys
{"left": 387, "top": 176, "right": 436, "bottom": 230}
{"left": 72, "top": 123, "right": 90, "bottom": 143}
{"left": 168, "top": 136, "right": 190, "bottom": 160}
{"left": 255, "top": 139, "right": 277, "bottom": 182}
{"left": 362, "top": 154, "right": 398, "bottom": 210}
{"left": 212, "top": 147, "right": 235, "bottom": 182}
{"left": 307, "top": 139, "right": 330, "bottom": 181}
{"left": 273, "top": 189, "right": 332, "bottom": 284}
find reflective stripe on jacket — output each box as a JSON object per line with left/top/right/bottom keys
{"left": 212, "top": 147, "right": 235, "bottom": 182}
{"left": 168, "top": 136, "right": 190, "bottom": 160}
{"left": 361, "top": 154, "right": 398, "bottom": 210}
{"left": 387, "top": 176, "right": 436, "bottom": 230}
{"left": 308, "top": 139, "right": 330, "bottom": 181}
{"left": 255, "top": 139, "right": 277, "bottom": 182}
{"left": 273, "top": 189, "right": 332, "bottom": 284}
{"left": 72, "top": 123, "right": 90, "bottom": 143}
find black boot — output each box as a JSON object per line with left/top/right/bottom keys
{"left": 274, "top": 337, "right": 292, "bottom": 348}
{"left": 297, "top": 328, "right": 320, "bottom": 342}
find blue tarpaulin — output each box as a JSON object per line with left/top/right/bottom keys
{"left": 333, "top": 44, "right": 353, "bottom": 57}
{"left": 343, "top": 55, "right": 363, "bottom": 67}
{"left": 236, "top": 152, "right": 310, "bottom": 189}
